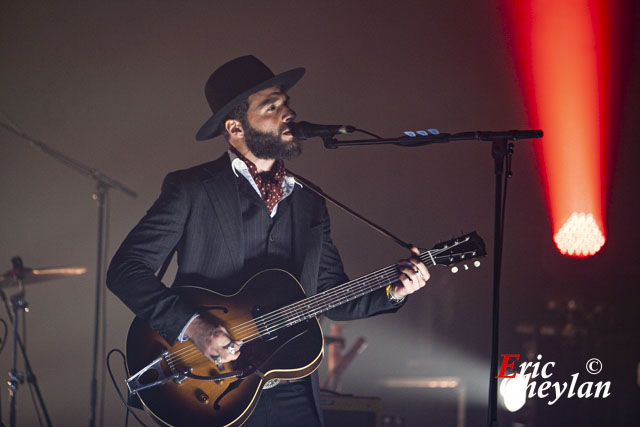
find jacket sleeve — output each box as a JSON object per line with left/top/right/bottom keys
{"left": 106, "top": 172, "right": 197, "bottom": 344}
{"left": 315, "top": 200, "right": 405, "bottom": 321}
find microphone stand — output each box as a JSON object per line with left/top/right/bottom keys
{"left": 0, "top": 118, "right": 137, "bottom": 427}
{"left": 321, "top": 129, "right": 543, "bottom": 427}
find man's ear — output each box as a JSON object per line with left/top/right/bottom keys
{"left": 225, "top": 119, "right": 244, "bottom": 138}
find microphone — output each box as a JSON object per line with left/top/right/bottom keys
{"left": 289, "top": 121, "right": 356, "bottom": 140}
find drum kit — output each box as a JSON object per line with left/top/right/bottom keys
{"left": 0, "top": 256, "right": 86, "bottom": 427}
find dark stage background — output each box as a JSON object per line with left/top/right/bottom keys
{"left": 1, "top": 1, "right": 638, "bottom": 426}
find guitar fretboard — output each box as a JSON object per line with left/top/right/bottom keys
{"left": 251, "top": 250, "right": 437, "bottom": 337}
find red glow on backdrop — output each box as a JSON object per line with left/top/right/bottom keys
{"left": 503, "top": 0, "right": 617, "bottom": 257}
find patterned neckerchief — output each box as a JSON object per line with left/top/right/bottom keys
{"left": 228, "top": 145, "right": 286, "bottom": 213}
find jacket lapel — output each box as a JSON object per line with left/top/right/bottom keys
{"left": 291, "top": 187, "right": 322, "bottom": 294}
{"left": 201, "top": 154, "right": 245, "bottom": 274}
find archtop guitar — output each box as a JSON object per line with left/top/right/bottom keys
{"left": 125, "top": 232, "right": 486, "bottom": 426}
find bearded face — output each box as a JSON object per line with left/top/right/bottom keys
{"left": 242, "top": 119, "right": 302, "bottom": 160}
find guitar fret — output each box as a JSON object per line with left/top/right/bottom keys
{"left": 256, "top": 234, "right": 483, "bottom": 338}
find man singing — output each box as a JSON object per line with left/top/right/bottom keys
{"left": 107, "top": 55, "right": 429, "bottom": 426}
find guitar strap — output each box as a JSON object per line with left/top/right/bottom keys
{"left": 286, "top": 169, "right": 417, "bottom": 250}
{"left": 156, "top": 170, "right": 417, "bottom": 280}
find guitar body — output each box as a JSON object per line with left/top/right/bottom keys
{"left": 126, "top": 269, "right": 324, "bottom": 427}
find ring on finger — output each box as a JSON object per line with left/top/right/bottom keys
{"left": 415, "top": 268, "right": 425, "bottom": 280}
{"left": 225, "top": 342, "right": 236, "bottom": 355}
{"left": 213, "top": 355, "right": 222, "bottom": 363}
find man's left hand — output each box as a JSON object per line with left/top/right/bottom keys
{"left": 391, "top": 246, "right": 430, "bottom": 299}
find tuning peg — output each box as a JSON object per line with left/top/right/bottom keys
{"left": 464, "top": 264, "right": 469, "bottom": 270}
{"left": 451, "top": 266, "right": 459, "bottom": 274}
{"left": 474, "top": 261, "right": 481, "bottom": 268}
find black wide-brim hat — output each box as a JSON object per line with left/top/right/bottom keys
{"left": 196, "top": 55, "right": 305, "bottom": 141}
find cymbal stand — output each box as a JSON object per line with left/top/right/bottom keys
{"left": 2, "top": 257, "right": 52, "bottom": 427}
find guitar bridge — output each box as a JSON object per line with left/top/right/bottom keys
{"left": 126, "top": 350, "right": 190, "bottom": 393}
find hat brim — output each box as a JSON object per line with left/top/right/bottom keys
{"left": 195, "top": 67, "right": 305, "bottom": 141}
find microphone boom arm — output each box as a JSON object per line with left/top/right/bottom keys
{"left": 321, "top": 129, "right": 543, "bottom": 149}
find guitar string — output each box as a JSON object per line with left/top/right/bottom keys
{"left": 164, "top": 266, "right": 397, "bottom": 369}
{"left": 165, "top": 260, "right": 429, "bottom": 369}
{"left": 164, "top": 256, "right": 422, "bottom": 366}
{"left": 222, "top": 246, "right": 462, "bottom": 339}
{"left": 164, "top": 247, "right": 472, "bottom": 367}
{"left": 164, "top": 250, "right": 436, "bottom": 363}
{"left": 166, "top": 237, "right": 479, "bottom": 363}
{"left": 165, "top": 251, "right": 467, "bottom": 369}
{"left": 163, "top": 248, "right": 473, "bottom": 367}
{"left": 163, "top": 265, "right": 398, "bottom": 367}
{"left": 171, "top": 247, "right": 445, "bottom": 355}
{"left": 164, "top": 251, "right": 429, "bottom": 363}
{"left": 224, "top": 248, "right": 437, "bottom": 336}
{"left": 226, "top": 268, "right": 396, "bottom": 340}
{"left": 163, "top": 245, "right": 474, "bottom": 366}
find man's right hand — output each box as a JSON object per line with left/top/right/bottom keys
{"left": 185, "top": 314, "right": 242, "bottom": 364}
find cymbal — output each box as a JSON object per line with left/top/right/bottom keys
{"left": 0, "top": 266, "right": 87, "bottom": 288}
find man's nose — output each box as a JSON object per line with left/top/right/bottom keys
{"left": 282, "top": 106, "right": 296, "bottom": 123}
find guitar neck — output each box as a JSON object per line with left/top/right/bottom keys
{"left": 278, "top": 251, "right": 437, "bottom": 325}
{"left": 250, "top": 231, "right": 484, "bottom": 339}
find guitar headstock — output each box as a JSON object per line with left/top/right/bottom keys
{"left": 425, "top": 231, "right": 487, "bottom": 273}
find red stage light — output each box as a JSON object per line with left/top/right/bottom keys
{"left": 502, "top": 0, "right": 618, "bottom": 257}
{"left": 554, "top": 212, "right": 606, "bottom": 257}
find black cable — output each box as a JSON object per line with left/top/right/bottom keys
{"left": 27, "top": 379, "right": 45, "bottom": 427}
{"left": 501, "top": 144, "right": 514, "bottom": 240}
{"left": 106, "top": 348, "right": 148, "bottom": 427}
{"left": 354, "top": 128, "right": 383, "bottom": 139}
{"left": 0, "top": 318, "right": 8, "bottom": 355}
{"left": 21, "top": 308, "right": 26, "bottom": 350}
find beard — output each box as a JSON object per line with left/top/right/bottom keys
{"left": 243, "top": 121, "right": 302, "bottom": 160}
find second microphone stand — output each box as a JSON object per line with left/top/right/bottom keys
{"left": 321, "top": 129, "right": 542, "bottom": 427}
